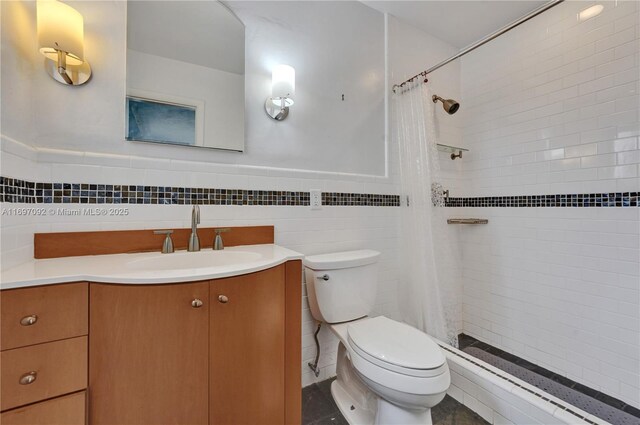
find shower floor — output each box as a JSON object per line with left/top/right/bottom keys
{"left": 459, "top": 334, "right": 640, "bottom": 425}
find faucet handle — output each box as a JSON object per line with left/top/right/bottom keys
{"left": 213, "top": 228, "right": 230, "bottom": 250}
{"left": 153, "top": 230, "right": 174, "bottom": 254}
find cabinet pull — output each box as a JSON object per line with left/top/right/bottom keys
{"left": 19, "top": 371, "right": 37, "bottom": 385}
{"left": 20, "top": 314, "right": 38, "bottom": 326}
{"left": 191, "top": 299, "right": 204, "bottom": 308}
{"left": 217, "top": 295, "right": 229, "bottom": 304}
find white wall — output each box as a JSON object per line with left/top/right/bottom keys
{"left": 231, "top": 1, "right": 386, "bottom": 175}
{"left": 1, "top": 0, "right": 127, "bottom": 154}
{"left": 127, "top": 49, "right": 245, "bottom": 151}
{"left": 1, "top": 0, "right": 386, "bottom": 176}
{"left": 0, "top": 0, "right": 397, "bottom": 387}
{"left": 457, "top": 0, "right": 640, "bottom": 408}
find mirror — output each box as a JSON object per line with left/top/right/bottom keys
{"left": 126, "top": 1, "right": 245, "bottom": 151}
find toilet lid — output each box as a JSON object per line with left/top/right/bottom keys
{"left": 347, "top": 316, "right": 445, "bottom": 370}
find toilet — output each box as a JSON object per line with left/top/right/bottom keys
{"left": 304, "top": 250, "right": 450, "bottom": 425}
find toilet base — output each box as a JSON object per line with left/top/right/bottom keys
{"left": 331, "top": 342, "right": 435, "bottom": 425}
{"left": 331, "top": 342, "right": 377, "bottom": 424}
{"left": 332, "top": 380, "right": 376, "bottom": 424}
{"left": 375, "top": 398, "right": 432, "bottom": 425}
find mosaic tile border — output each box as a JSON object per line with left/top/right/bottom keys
{"left": 444, "top": 192, "right": 639, "bottom": 207}
{"left": 2, "top": 176, "right": 636, "bottom": 208}
{"left": 458, "top": 334, "right": 640, "bottom": 421}
{"left": 0, "top": 177, "right": 400, "bottom": 207}
{"left": 321, "top": 192, "right": 398, "bottom": 207}
{"left": 439, "top": 343, "right": 601, "bottom": 425}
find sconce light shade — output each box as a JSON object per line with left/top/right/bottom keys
{"left": 265, "top": 64, "right": 295, "bottom": 120}
{"left": 36, "top": 0, "right": 91, "bottom": 85}
{"left": 271, "top": 64, "right": 295, "bottom": 101}
{"left": 37, "top": 0, "right": 84, "bottom": 64}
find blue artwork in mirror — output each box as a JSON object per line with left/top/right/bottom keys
{"left": 126, "top": 97, "right": 196, "bottom": 146}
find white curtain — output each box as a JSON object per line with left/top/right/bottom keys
{"left": 394, "top": 82, "right": 461, "bottom": 347}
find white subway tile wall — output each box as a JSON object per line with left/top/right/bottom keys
{"left": 457, "top": 0, "right": 640, "bottom": 408}
{"left": 459, "top": 0, "right": 639, "bottom": 197}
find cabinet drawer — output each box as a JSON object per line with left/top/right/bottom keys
{"left": 1, "top": 391, "right": 86, "bottom": 425}
{"left": 1, "top": 283, "right": 88, "bottom": 351}
{"left": 1, "top": 336, "right": 87, "bottom": 411}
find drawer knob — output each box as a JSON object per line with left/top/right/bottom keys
{"left": 191, "top": 299, "right": 204, "bottom": 308}
{"left": 20, "top": 315, "right": 38, "bottom": 326}
{"left": 218, "top": 295, "right": 229, "bottom": 304}
{"left": 19, "top": 371, "right": 37, "bottom": 385}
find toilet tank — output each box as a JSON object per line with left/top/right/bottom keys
{"left": 303, "top": 250, "right": 380, "bottom": 323}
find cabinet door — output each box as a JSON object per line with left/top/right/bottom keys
{"left": 210, "top": 265, "right": 285, "bottom": 425}
{"left": 89, "top": 282, "right": 209, "bottom": 425}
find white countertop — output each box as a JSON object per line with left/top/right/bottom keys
{"left": 0, "top": 244, "right": 304, "bottom": 290}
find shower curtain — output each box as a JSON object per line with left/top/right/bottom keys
{"left": 394, "top": 82, "right": 461, "bottom": 347}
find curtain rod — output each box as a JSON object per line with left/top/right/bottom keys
{"left": 392, "top": 0, "right": 564, "bottom": 93}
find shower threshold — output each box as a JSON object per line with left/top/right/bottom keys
{"left": 438, "top": 340, "right": 603, "bottom": 424}
{"left": 457, "top": 334, "right": 640, "bottom": 425}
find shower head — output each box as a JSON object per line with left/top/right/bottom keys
{"left": 432, "top": 95, "right": 460, "bottom": 115}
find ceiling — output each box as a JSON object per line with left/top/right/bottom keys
{"left": 362, "top": 1, "right": 547, "bottom": 48}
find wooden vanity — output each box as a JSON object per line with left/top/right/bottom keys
{"left": 0, "top": 226, "right": 302, "bottom": 425}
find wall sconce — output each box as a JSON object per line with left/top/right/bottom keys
{"left": 265, "top": 64, "right": 295, "bottom": 120}
{"left": 37, "top": 0, "right": 92, "bottom": 86}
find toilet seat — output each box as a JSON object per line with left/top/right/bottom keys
{"left": 349, "top": 342, "right": 447, "bottom": 378}
{"left": 347, "top": 316, "right": 447, "bottom": 378}
{"left": 330, "top": 316, "right": 451, "bottom": 396}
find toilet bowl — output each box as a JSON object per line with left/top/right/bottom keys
{"left": 304, "top": 250, "right": 450, "bottom": 425}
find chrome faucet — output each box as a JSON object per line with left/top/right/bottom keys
{"left": 188, "top": 205, "right": 200, "bottom": 252}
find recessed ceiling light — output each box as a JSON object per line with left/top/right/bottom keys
{"left": 578, "top": 4, "right": 604, "bottom": 22}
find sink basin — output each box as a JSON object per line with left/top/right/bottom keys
{"left": 125, "top": 250, "right": 263, "bottom": 271}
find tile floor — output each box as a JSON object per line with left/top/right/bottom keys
{"left": 302, "top": 377, "right": 489, "bottom": 425}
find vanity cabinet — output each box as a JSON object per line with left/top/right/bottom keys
{"left": 89, "top": 282, "right": 210, "bottom": 425}
{"left": 1, "top": 260, "right": 302, "bottom": 425}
